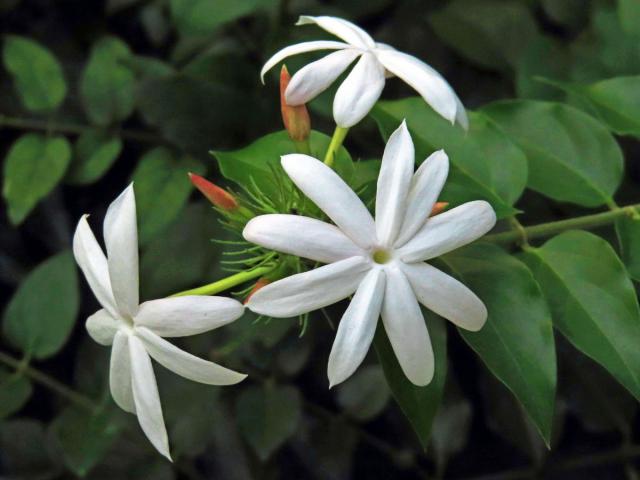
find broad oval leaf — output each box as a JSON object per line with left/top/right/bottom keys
{"left": 335, "top": 365, "right": 390, "bottom": 422}
{"left": 0, "top": 369, "right": 32, "bottom": 419}
{"left": 481, "top": 100, "right": 623, "bottom": 207}
{"left": 214, "top": 130, "right": 355, "bottom": 200}
{"left": 373, "top": 311, "right": 447, "bottom": 449}
{"left": 2, "top": 35, "right": 67, "bottom": 112}
{"left": 236, "top": 383, "right": 301, "bottom": 461}
{"left": 372, "top": 98, "right": 527, "bottom": 218}
{"left": 170, "top": 0, "right": 267, "bottom": 36}
{"left": 441, "top": 243, "right": 557, "bottom": 445}
{"left": 522, "top": 230, "right": 640, "bottom": 402}
{"left": 615, "top": 213, "right": 640, "bottom": 281}
{"left": 2, "top": 133, "right": 72, "bottom": 225}
{"left": 131, "top": 147, "right": 203, "bottom": 244}
{"left": 2, "top": 251, "right": 79, "bottom": 359}
{"left": 80, "top": 37, "right": 135, "bottom": 126}
{"left": 66, "top": 130, "right": 123, "bottom": 185}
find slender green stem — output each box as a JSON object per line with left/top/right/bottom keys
{"left": 323, "top": 126, "right": 349, "bottom": 167}
{"left": 485, "top": 203, "right": 640, "bottom": 245}
{"left": 0, "top": 350, "right": 96, "bottom": 412}
{"left": 0, "top": 114, "right": 165, "bottom": 145}
{"left": 171, "top": 265, "right": 275, "bottom": 297}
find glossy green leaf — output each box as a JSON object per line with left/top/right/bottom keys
{"left": 336, "top": 365, "right": 390, "bottom": 422}
{"left": 522, "top": 230, "right": 640, "bottom": 402}
{"left": 0, "top": 368, "right": 32, "bottom": 419}
{"left": 215, "top": 130, "right": 355, "bottom": 200}
{"left": 372, "top": 98, "right": 527, "bottom": 218}
{"left": 50, "top": 406, "right": 124, "bottom": 477}
{"left": 482, "top": 100, "right": 623, "bottom": 207}
{"left": 618, "top": 0, "right": 640, "bottom": 36}
{"left": 373, "top": 312, "right": 447, "bottom": 448}
{"left": 131, "top": 147, "right": 203, "bottom": 244}
{"left": 2, "top": 133, "right": 71, "bottom": 225}
{"left": 442, "top": 243, "right": 557, "bottom": 444}
{"left": 236, "top": 383, "right": 301, "bottom": 461}
{"left": 66, "top": 130, "right": 123, "bottom": 185}
{"left": 2, "top": 35, "right": 67, "bottom": 112}
{"left": 80, "top": 37, "right": 135, "bottom": 126}
{"left": 515, "top": 37, "right": 570, "bottom": 101}
{"left": 428, "top": 0, "right": 538, "bottom": 71}
{"left": 615, "top": 213, "right": 640, "bottom": 281}
{"left": 170, "top": 0, "right": 268, "bottom": 36}
{"left": 3, "top": 251, "right": 79, "bottom": 359}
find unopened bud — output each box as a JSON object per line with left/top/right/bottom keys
{"left": 430, "top": 202, "right": 449, "bottom": 217}
{"left": 188, "top": 173, "right": 238, "bottom": 211}
{"left": 280, "top": 65, "right": 310, "bottom": 142}
{"left": 245, "top": 277, "right": 271, "bottom": 304}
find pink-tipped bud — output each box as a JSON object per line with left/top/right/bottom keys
{"left": 430, "top": 202, "right": 449, "bottom": 217}
{"left": 189, "top": 173, "right": 238, "bottom": 211}
{"left": 280, "top": 65, "right": 310, "bottom": 142}
{"left": 244, "top": 277, "right": 271, "bottom": 304}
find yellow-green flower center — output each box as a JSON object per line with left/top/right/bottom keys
{"left": 372, "top": 249, "right": 391, "bottom": 264}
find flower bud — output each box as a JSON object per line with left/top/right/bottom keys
{"left": 188, "top": 173, "right": 238, "bottom": 211}
{"left": 280, "top": 65, "right": 310, "bottom": 142}
{"left": 430, "top": 202, "right": 449, "bottom": 217}
{"left": 244, "top": 277, "right": 271, "bottom": 304}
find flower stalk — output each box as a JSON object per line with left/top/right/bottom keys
{"left": 323, "top": 126, "right": 349, "bottom": 168}
{"left": 171, "top": 264, "right": 276, "bottom": 297}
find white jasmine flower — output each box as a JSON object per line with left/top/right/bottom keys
{"left": 261, "top": 15, "right": 468, "bottom": 128}
{"left": 73, "top": 185, "right": 246, "bottom": 460}
{"left": 243, "top": 122, "right": 495, "bottom": 387}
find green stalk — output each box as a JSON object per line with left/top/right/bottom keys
{"left": 323, "top": 126, "right": 349, "bottom": 168}
{"left": 171, "top": 265, "right": 274, "bottom": 297}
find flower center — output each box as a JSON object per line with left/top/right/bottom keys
{"left": 372, "top": 249, "right": 391, "bottom": 264}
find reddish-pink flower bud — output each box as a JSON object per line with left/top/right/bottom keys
{"left": 280, "top": 65, "right": 311, "bottom": 142}
{"left": 244, "top": 277, "right": 271, "bottom": 304}
{"left": 430, "top": 202, "right": 449, "bottom": 217}
{"left": 188, "top": 173, "right": 238, "bottom": 211}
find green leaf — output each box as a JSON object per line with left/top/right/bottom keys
{"left": 335, "top": 365, "right": 390, "bottom": 422}
{"left": 80, "top": 37, "right": 135, "bottom": 126}
{"left": 236, "top": 383, "right": 301, "bottom": 461}
{"left": 3, "top": 251, "right": 79, "bottom": 359}
{"left": 0, "top": 368, "right": 32, "bottom": 419}
{"left": 215, "top": 130, "right": 355, "bottom": 199}
{"left": 372, "top": 98, "right": 527, "bottom": 219}
{"left": 615, "top": 213, "right": 640, "bottom": 281}
{"left": 2, "top": 35, "right": 67, "bottom": 112}
{"left": 481, "top": 100, "right": 623, "bottom": 207}
{"left": 428, "top": 0, "right": 538, "bottom": 71}
{"left": 131, "top": 147, "right": 203, "bottom": 244}
{"left": 66, "top": 130, "right": 123, "bottom": 185}
{"left": 170, "top": 0, "right": 268, "bottom": 36}
{"left": 618, "top": 0, "right": 640, "bottom": 36}
{"left": 374, "top": 312, "right": 447, "bottom": 448}
{"left": 522, "top": 230, "right": 640, "bottom": 403}
{"left": 514, "top": 37, "right": 570, "bottom": 101}
{"left": 50, "top": 406, "right": 124, "bottom": 477}
{"left": 442, "top": 243, "right": 557, "bottom": 444}
{"left": 2, "top": 133, "right": 71, "bottom": 224}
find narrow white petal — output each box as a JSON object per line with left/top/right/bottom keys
{"left": 103, "top": 184, "right": 139, "bottom": 318}
{"left": 129, "top": 335, "right": 171, "bottom": 461}
{"left": 86, "top": 309, "right": 119, "bottom": 346}
{"left": 401, "top": 262, "right": 487, "bottom": 331}
{"left": 454, "top": 94, "right": 469, "bottom": 130}
{"left": 375, "top": 121, "right": 415, "bottom": 246}
{"left": 135, "top": 296, "right": 245, "bottom": 337}
{"left": 333, "top": 52, "right": 385, "bottom": 128}
{"left": 260, "top": 41, "right": 349, "bottom": 82}
{"left": 397, "top": 201, "right": 497, "bottom": 263}
{"left": 72, "top": 216, "right": 118, "bottom": 317}
{"left": 243, "top": 214, "right": 365, "bottom": 264}
{"left": 136, "top": 327, "right": 246, "bottom": 386}
{"left": 375, "top": 49, "right": 460, "bottom": 125}
{"left": 247, "top": 256, "right": 371, "bottom": 318}
{"left": 395, "top": 150, "right": 450, "bottom": 247}
{"left": 327, "top": 268, "right": 385, "bottom": 387}
{"left": 110, "top": 331, "right": 135, "bottom": 413}
{"left": 381, "top": 265, "right": 433, "bottom": 386}
{"left": 281, "top": 155, "right": 376, "bottom": 249}
{"left": 285, "top": 49, "right": 360, "bottom": 105}
{"left": 297, "top": 16, "right": 375, "bottom": 49}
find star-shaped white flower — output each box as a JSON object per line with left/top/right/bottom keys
{"left": 243, "top": 122, "right": 496, "bottom": 387}
{"left": 261, "top": 15, "right": 467, "bottom": 129}
{"left": 72, "top": 185, "right": 247, "bottom": 460}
